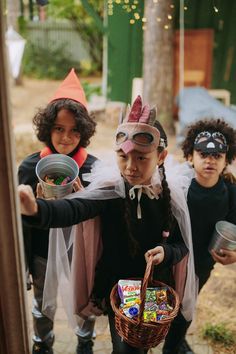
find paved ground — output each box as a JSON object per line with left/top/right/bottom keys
{"left": 11, "top": 77, "right": 222, "bottom": 354}
{"left": 27, "top": 291, "right": 213, "bottom": 354}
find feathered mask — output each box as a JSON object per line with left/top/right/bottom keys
{"left": 114, "top": 95, "right": 160, "bottom": 154}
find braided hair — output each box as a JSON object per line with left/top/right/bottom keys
{"left": 124, "top": 120, "right": 174, "bottom": 257}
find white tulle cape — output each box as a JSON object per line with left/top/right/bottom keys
{"left": 42, "top": 153, "right": 198, "bottom": 329}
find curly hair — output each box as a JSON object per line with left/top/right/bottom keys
{"left": 33, "top": 98, "right": 97, "bottom": 148}
{"left": 181, "top": 118, "right": 236, "bottom": 164}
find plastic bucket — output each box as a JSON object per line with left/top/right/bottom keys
{"left": 208, "top": 220, "right": 236, "bottom": 253}
{"left": 36, "top": 154, "right": 79, "bottom": 199}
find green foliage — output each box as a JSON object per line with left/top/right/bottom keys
{"left": 46, "top": 0, "right": 104, "bottom": 70}
{"left": 22, "top": 40, "right": 101, "bottom": 100}
{"left": 202, "top": 323, "right": 235, "bottom": 346}
{"left": 22, "top": 41, "right": 80, "bottom": 79}
{"left": 18, "top": 16, "right": 28, "bottom": 35}
{"left": 82, "top": 81, "right": 102, "bottom": 99}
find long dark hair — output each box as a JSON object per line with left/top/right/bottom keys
{"left": 124, "top": 120, "right": 173, "bottom": 257}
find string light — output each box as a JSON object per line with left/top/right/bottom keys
{"left": 213, "top": 0, "right": 219, "bottom": 13}
{"left": 108, "top": 0, "right": 220, "bottom": 31}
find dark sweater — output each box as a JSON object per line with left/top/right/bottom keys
{"left": 23, "top": 185, "right": 188, "bottom": 298}
{"left": 18, "top": 151, "right": 97, "bottom": 266}
{"left": 187, "top": 177, "right": 236, "bottom": 288}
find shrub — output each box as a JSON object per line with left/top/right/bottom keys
{"left": 202, "top": 323, "right": 235, "bottom": 346}
{"left": 22, "top": 41, "right": 80, "bottom": 79}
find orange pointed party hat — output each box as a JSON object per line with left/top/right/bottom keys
{"left": 50, "top": 68, "right": 87, "bottom": 108}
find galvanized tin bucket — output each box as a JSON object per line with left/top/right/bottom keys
{"left": 208, "top": 220, "right": 236, "bottom": 253}
{"left": 36, "top": 154, "right": 79, "bottom": 199}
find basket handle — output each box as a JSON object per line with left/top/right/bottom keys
{"left": 138, "top": 255, "right": 154, "bottom": 321}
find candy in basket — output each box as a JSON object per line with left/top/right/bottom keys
{"left": 110, "top": 256, "right": 180, "bottom": 349}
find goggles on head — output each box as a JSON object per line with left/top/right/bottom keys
{"left": 194, "top": 131, "right": 228, "bottom": 154}
{"left": 114, "top": 95, "right": 161, "bottom": 154}
{"left": 116, "top": 131, "right": 154, "bottom": 146}
{"left": 115, "top": 123, "right": 160, "bottom": 154}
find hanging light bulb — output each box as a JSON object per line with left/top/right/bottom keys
{"left": 213, "top": 0, "right": 219, "bottom": 13}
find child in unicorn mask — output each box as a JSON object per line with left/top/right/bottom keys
{"left": 18, "top": 96, "right": 194, "bottom": 353}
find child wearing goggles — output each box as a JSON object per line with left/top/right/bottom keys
{"left": 18, "top": 96, "right": 193, "bottom": 354}
{"left": 162, "top": 118, "right": 236, "bottom": 354}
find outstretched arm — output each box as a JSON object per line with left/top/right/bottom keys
{"left": 18, "top": 184, "right": 38, "bottom": 216}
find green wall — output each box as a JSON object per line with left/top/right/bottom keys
{"left": 107, "top": 3, "right": 144, "bottom": 103}
{"left": 107, "top": 0, "right": 236, "bottom": 104}
{"left": 175, "top": 0, "right": 236, "bottom": 104}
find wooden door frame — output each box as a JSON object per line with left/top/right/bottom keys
{"left": 0, "top": 3, "right": 30, "bottom": 353}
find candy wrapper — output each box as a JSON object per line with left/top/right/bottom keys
{"left": 117, "top": 282, "right": 174, "bottom": 322}
{"left": 118, "top": 280, "right": 141, "bottom": 318}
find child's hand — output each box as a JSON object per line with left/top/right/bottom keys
{"left": 145, "top": 246, "right": 164, "bottom": 265}
{"left": 210, "top": 249, "right": 236, "bottom": 265}
{"left": 36, "top": 183, "right": 55, "bottom": 200}
{"left": 73, "top": 177, "right": 84, "bottom": 192}
{"left": 18, "top": 184, "right": 38, "bottom": 215}
{"left": 36, "top": 183, "right": 44, "bottom": 198}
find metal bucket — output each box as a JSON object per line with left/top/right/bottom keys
{"left": 36, "top": 154, "right": 79, "bottom": 199}
{"left": 208, "top": 220, "right": 236, "bottom": 253}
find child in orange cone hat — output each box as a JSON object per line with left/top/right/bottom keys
{"left": 18, "top": 68, "right": 97, "bottom": 354}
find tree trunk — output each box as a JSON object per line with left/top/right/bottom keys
{"left": 143, "top": 0, "right": 174, "bottom": 132}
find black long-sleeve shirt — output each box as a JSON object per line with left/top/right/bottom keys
{"left": 23, "top": 185, "right": 188, "bottom": 298}
{"left": 187, "top": 177, "right": 236, "bottom": 288}
{"left": 18, "top": 151, "right": 97, "bottom": 263}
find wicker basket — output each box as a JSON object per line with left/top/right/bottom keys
{"left": 110, "top": 256, "right": 180, "bottom": 349}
